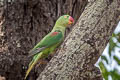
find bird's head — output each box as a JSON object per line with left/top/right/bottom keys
{"left": 56, "top": 15, "right": 74, "bottom": 27}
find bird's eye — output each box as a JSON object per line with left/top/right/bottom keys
{"left": 64, "top": 16, "right": 67, "bottom": 18}
{"left": 64, "top": 15, "right": 69, "bottom": 18}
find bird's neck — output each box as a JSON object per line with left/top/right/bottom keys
{"left": 52, "top": 24, "right": 66, "bottom": 35}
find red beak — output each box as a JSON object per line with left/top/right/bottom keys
{"left": 68, "top": 16, "right": 74, "bottom": 24}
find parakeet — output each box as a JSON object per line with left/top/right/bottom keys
{"left": 24, "top": 15, "right": 74, "bottom": 79}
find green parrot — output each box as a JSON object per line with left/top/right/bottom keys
{"left": 24, "top": 15, "right": 74, "bottom": 79}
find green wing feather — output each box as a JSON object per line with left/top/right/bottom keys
{"left": 29, "top": 30, "right": 63, "bottom": 57}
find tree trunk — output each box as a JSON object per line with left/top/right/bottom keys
{"left": 0, "top": 0, "right": 87, "bottom": 80}
{"left": 37, "top": 0, "right": 120, "bottom": 80}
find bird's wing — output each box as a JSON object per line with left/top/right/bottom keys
{"left": 28, "top": 30, "right": 63, "bottom": 57}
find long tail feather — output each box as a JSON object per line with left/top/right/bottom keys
{"left": 24, "top": 52, "right": 43, "bottom": 80}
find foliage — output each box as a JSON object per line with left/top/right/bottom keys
{"left": 99, "top": 32, "right": 120, "bottom": 80}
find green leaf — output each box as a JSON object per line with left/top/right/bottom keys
{"left": 101, "top": 55, "right": 108, "bottom": 64}
{"left": 110, "top": 69, "right": 120, "bottom": 80}
{"left": 113, "top": 56, "right": 120, "bottom": 65}
{"left": 112, "top": 33, "right": 116, "bottom": 37}
{"left": 108, "top": 38, "right": 116, "bottom": 56}
{"left": 99, "top": 61, "right": 109, "bottom": 80}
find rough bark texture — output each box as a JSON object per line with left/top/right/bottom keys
{"left": 37, "top": 0, "right": 120, "bottom": 80}
{"left": 0, "top": 0, "right": 87, "bottom": 80}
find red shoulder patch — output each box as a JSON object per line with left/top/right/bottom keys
{"left": 50, "top": 32, "right": 59, "bottom": 36}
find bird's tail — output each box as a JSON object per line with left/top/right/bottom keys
{"left": 24, "top": 52, "right": 43, "bottom": 80}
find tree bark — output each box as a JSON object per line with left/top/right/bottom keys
{"left": 37, "top": 0, "right": 120, "bottom": 80}
{"left": 0, "top": 0, "right": 87, "bottom": 80}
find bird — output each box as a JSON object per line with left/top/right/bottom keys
{"left": 24, "top": 15, "right": 74, "bottom": 79}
